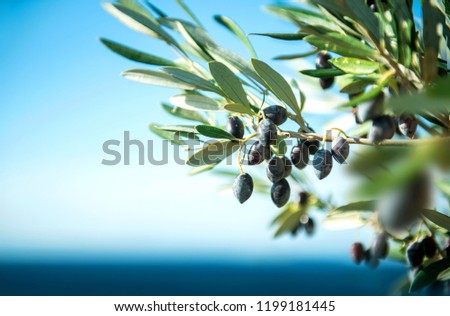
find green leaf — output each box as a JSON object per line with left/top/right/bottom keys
{"left": 143, "top": 1, "right": 167, "bottom": 17}
{"left": 438, "top": 267, "right": 450, "bottom": 281}
{"left": 300, "top": 68, "right": 345, "bottom": 78}
{"left": 410, "top": 257, "right": 450, "bottom": 292}
{"left": 329, "top": 57, "right": 380, "bottom": 75}
{"left": 169, "top": 94, "right": 222, "bottom": 111}
{"left": 304, "top": 33, "right": 378, "bottom": 60}
{"left": 161, "top": 103, "right": 209, "bottom": 125}
{"left": 436, "top": 180, "right": 450, "bottom": 197}
{"left": 422, "top": 0, "right": 443, "bottom": 83}
{"left": 196, "top": 125, "right": 237, "bottom": 140}
{"left": 422, "top": 209, "right": 450, "bottom": 232}
{"left": 158, "top": 125, "right": 198, "bottom": 134}
{"left": 209, "top": 61, "right": 250, "bottom": 107}
{"left": 339, "top": 74, "right": 391, "bottom": 109}
{"left": 332, "top": 200, "right": 376, "bottom": 212}
{"left": 214, "top": 15, "right": 256, "bottom": 57}
{"left": 149, "top": 124, "right": 185, "bottom": 145}
{"left": 386, "top": 93, "right": 450, "bottom": 115}
{"left": 251, "top": 58, "right": 300, "bottom": 115}
{"left": 339, "top": 79, "right": 373, "bottom": 94}
{"left": 176, "top": 0, "right": 204, "bottom": 29}
{"left": 102, "top": 3, "right": 182, "bottom": 51}
{"left": 274, "top": 209, "right": 301, "bottom": 238}
{"left": 248, "top": 32, "right": 307, "bottom": 41}
{"left": 161, "top": 67, "right": 222, "bottom": 94}
{"left": 118, "top": 0, "right": 156, "bottom": 21}
{"left": 185, "top": 140, "right": 239, "bottom": 166}
{"left": 99, "top": 38, "right": 176, "bottom": 66}
{"left": 122, "top": 69, "right": 195, "bottom": 89}
{"left": 224, "top": 103, "right": 255, "bottom": 116}
{"left": 322, "top": 211, "right": 366, "bottom": 230}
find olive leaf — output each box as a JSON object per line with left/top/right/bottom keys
{"left": 224, "top": 103, "right": 255, "bottom": 116}
{"left": 248, "top": 32, "right": 307, "bottom": 41}
{"left": 149, "top": 124, "right": 186, "bottom": 145}
{"left": 185, "top": 140, "right": 239, "bottom": 166}
{"left": 422, "top": 209, "right": 450, "bottom": 232}
{"left": 209, "top": 61, "right": 250, "bottom": 107}
{"left": 176, "top": 0, "right": 204, "bottom": 29}
{"left": 300, "top": 69, "right": 345, "bottom": 78}
{"left": 410, "top": 257, "right": 450, "bottom": 292}
{"left": 329, "top": 57, "right": 380, "bottom": 75}
{"left": 196, "top": 125, "right": 237, "bottom": 140}
{"left": 122, "top": 69, "right": 196, "bottom": 89}
{"left": 161, "top": 103, "right": 210, "bottom": 125}
{"left": 332, "top": 200, "right": 376, "bottom": 212}
{"left": 158, "top": 125, "right": 198, "bottom": 134}
{"left": 214, "top": 15, "right": 256, "bottom": 57}
{"left": 99, "top": 38, "right": 176, "bottom": 66}
{"left": 161, "top": 67, "right": 222, "bottom": 94}
{"left": 169, "top": 94, "right": 222, "bottom": 111}
{"left": 251, "top": 58, "right": 300, "bottom": 116}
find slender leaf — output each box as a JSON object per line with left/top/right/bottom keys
{"left": 176, "top": 0, "right": 204, "bottom": 29}
{"left": 118, "top": 0, "right": 156, "bottom": 21}
{"left": 251, "top": 58, "right": 300, "bottom": 115}
{"left": 438, "top": 267, "right": 450, "bottom": 281}
{"left": 274, "top": 210, "right": 301, "bottom": 238}
{"left": 99, "top": 38, "right": 175, "bottom": 66}
{"left": 214, "top": 15, "right": 256, "bottom": 57}
{"left": 122, "top": 69, "right": 195, "bottom": 89}
{"left": 332, "top": 200, "right": 376, "bottom": 212}
{"left": 422, "top": 209, "right": 450, "bottom": 232}
{"left": 410, "top": 257, "right": 450, "bottom": 292}
{"left": 329, "top": 57, "right": 380, "bottom": 75}
{"left": 436, "top": 180, "right": 450, "bottom": 197}
{"left": 161, "top": 67, "right": 222, "bottom": 94}
{"left": 161, "top": 103, "right": 209, "bottom": 124}
{"left": 143, "top": 1, "right": 167, "bottom": 17}
{"left": 209, "top": 61, "right": 250, "bottom": 107}
{"left": 158, "top": 125, "right": 198, "bottom": 134}
{"left": 300, "top": 68, "right": 345, "bottom": 78}
{"left": 196, "top": 125, "right": 237, "bottom": 140}
{"left": 248, "top": 32, "right": 307, "bottom": 40}
{"left": 386, "top": 92, "right": 450, "bottom": 115}
{"left": 224, "top": 103, "right": 255, "bottom": 116}
{"left": 149, "top": 124, "right": 185, "bottom": 145}
{"left": 185, "top": 140, "right": 239, "bottom": 166}
{"left": 422, "top": 0, "right": 442, "bottom": 83}
{"left": 170, "top": 94, "right": 222, "bottom": 111}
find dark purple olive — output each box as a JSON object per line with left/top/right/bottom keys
{"left": 247, "top": 141, "right": 270, "bottom": 165}
{"left": 350, "top": 242, "right": 365, "bottom": 265}
{"left": 357, "top": 92, "right": 385, "bottom": 122}
{"left": 331, "top": 136, "right": 350, "bottom": 164}
{"left": 316, "top": 52, "right": 332, "bottom": 69}
{"left": 398, "top": 113, "right": 418, "bottom": 138}
{"left": 364, "top": 249, "right": 380, "bottom": 269}
{"left": 290, "top": 142, "right": 309, "bottom": 169}
{"left": 297, "top": 192, "right": 309, "bottom": 207}
{"left": 369, "top": 115, "right": 396, "bottom": 143}
{"left": 320, "top": 77, "right": 334, "bottom": 90}
{"left": 305, "top": 139, "right": 320, "bottom": 155}
{"left": 370, "top": 233, "right": 389, "bottom": 259}
{"left": 304, "top": 217, "right": 315, "bottom": 236}
{"left": 407, "top": 242, "right": 425, "bottom": 267}
{"left": 226, "top": 116, "right": 244, "bottom": 139}
{"left": 420, "top": 236, "right": 438, "bottom": 258}
{"left": 262, "top": 105, "right": 288, "bottom": 126}
{"left": 266, "top": 156, "right": 285, "bottom": 183}
{"left": 312, "top": 149, "right": 333, "bottom": 180}
{"left": 280, "top": 156, "right": 292, "bottom": 178}
{"left": 271, "top": 178, "right": 291, "bottom": 208}
{"left": 257, "top": 118, "right": 277, "bottom": 146}
{"left": 232, "top": 173, "right": 253, "bottom": 204}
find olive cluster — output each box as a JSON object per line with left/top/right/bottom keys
{"left": 310, "top": 136, "right": 350, "bottom": 180}
{"left": 315, "top": 52, "right": 334, "bottom": 90}
{"left": 350, "top": 233, "right": 389, "bottom": 269}
{"left": 352, "top": 92, "right": 418, "bottom": 143}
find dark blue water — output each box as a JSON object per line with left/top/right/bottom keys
{"left": 0, "top": 260, "right": 408, "bottom": 295}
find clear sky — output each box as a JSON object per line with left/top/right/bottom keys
{"left": 0, "top": 0, "right": 422, "bottom": 263}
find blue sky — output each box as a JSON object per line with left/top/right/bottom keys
{"left": 0, "top": 0, "right": 421, "bottom": 263}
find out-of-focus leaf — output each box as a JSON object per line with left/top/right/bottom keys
{"left": 170, "top": 94, "right": 222, "bottom": 111}
{"left": 122, "top": 69, "right": 195, "bottom": 89}
{"left": 410, "top": 257, "right": 450, "bottom": 292}
{"left": 274, "top": 210, "right": 301, "bottom": 238}
{"left": 161, "top": 103, "right": 209, "bottom": 125}
{"left": 252, "top": 58, "right": 300, "bottom": 115}
{"left": 329, "top": 57, "right": 380, "bottom": 75}
{"left": 99, "top": 38, "right": 176, "bottom": 66}
{"left": 149, "top": 124, "right": 185, "bottom": 145}
{"left": 185, "top": 140, "right": 239, "bottom": 166}
{"left": 386, "top": 92, "right": 450, "bottom": 115}
{"left": 176, "top": 0, "right": 204, "bottom": 29}
{"left": 304, "top": 33, "right": 378, "bottom": 60}
{"left": 423, "top": 209, "right": 450, "bottom": 232}
{"left": 224, "top": 103, "right": 255, "bottom": 116}
{"left": 438, "top": 267, "right": 450, "bottom": 281}
{"left": 161, "top": 67, "right": 222, "bottom": 94}
{"left": 339, "top": 74, "right": 392, "bottom": 108}
{"left": 300, "top": 69, "right": 345, "bottom": 78}
{"left": 422, "top": 0, "right": 443, "bottom": 83}
{"left": 118, "top": 0, "right": 156, "bottom": 21}
{"left": 188, "top": 164, "right": 218, "bottom": 175}
{"left": 274, "top": 50, "right": 319, "bottom": 60}
{"left": 332, "top": 200, "right": 376, "bottom": 212}
{"left": 339, "top": 79, "right": 373, "bottom": 94}
{"left": 427, "top": 77, "right": 450, "bottom": 98}
{"left": 196, "top": 125, "right": 237, "bottom": 140}
{"left": 143, "top": 1, "right": 167, "bottom": 17}
{"left": 264, "top": 5, "right": 342, "bottom": 32}
{"left": 322, "top": 211, "right": 366, "bottom": 230}
{"left": 103, "top": 3, "right": 182, "bottom": 51}
{"left": 248, "top": 32, "right": 307, "bottom": 40}
{"left": 214, "top": 15, "right": 256, "bottom": 57}
{"left": 209, "top": 61, "right": 250, "bottom": 107}
{"left": 436, "top": 180, "right": 450, "bottom": 197}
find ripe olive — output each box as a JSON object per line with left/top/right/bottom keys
{"left": 266, "top": 156, "right": 285, "bottom": 183}
{"left": 407, "top": 242, "right": 425, "bottom": 268}
{"left": 370, "top": 233, "right": 389, "bottom": 259}
{"left": 304, "top": 217, "right": 315, "bottom": 236}
{"left": 320, "top": 77, "right": 334, "bottom": 90}
{"left": 262, "top": 105, "right": 288, "bottom": 126}
{"left": 420, "top": 236, "right": 438, "bottom": 258}
{"left": 350, "top": 242, "right": 365, "bottom": 265}
{"left": 312, "top": 149, "right": 333, "bottom": 180}
{"left": 315, "top": 52, "right": 332, "bottom": 69}
{"left": 398, "top": 113, "right": 418, "bottom": 139}
{"left": 331, "top": 136, "right": 350, "bottom": 164}
{"left": 226, "top": 116, "right": 245, "bottom": 139}
{"left": 271, "top": 178, "right": 291, "bottom": 208}
{"left": 232, "top": 173, "right": 253, "bottom": 204}
{"left": 290, "top": 142, "right": 309, "bottom": 169}
{"left": 247, "top": 141, "right": 271, "bottom": 165}
{"left": 257, "top": 118, "right": 277, "bottom": 147}
{"left": 369, "top": 115, "right": 396, "bottom": 143}
{"left": 297, "top": 191, "right": 309, "bottom": 207}
{"left": 280, "top": 156, "right": 292, "bottom": 178}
